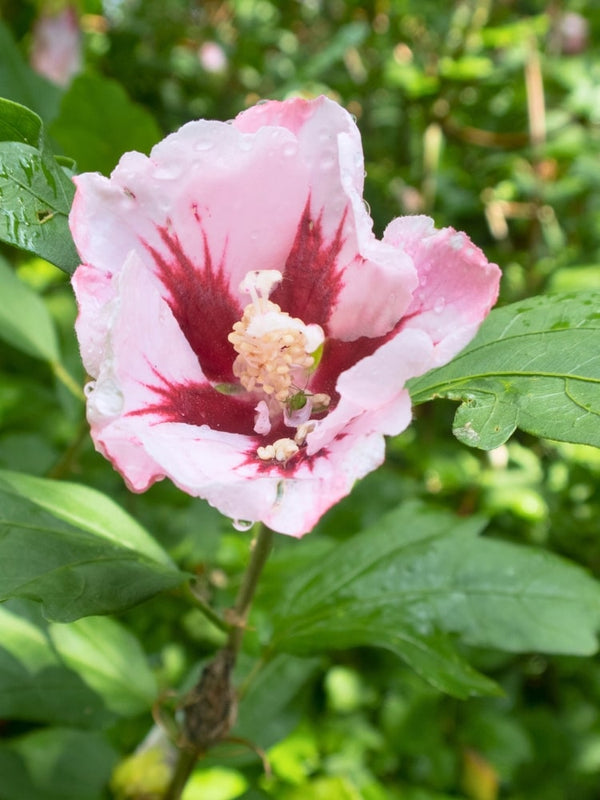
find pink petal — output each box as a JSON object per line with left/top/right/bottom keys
{"left": 384, "top": 216, "right": 501, "bottom": 366}
{"left": 235, "top": 97, "right": 418, "bottom": 339}
{"left": 70, "top": 119, "right": 310, "bottom": 297}
{"left": 80, "top": 251, "right": 255, "bottom": 490}
{"left": 307, "top": 327, "right": 433, "bottom": 454}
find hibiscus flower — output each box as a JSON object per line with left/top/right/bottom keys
{"left": 71, "top": 96, "right": 500, "bottom": 536}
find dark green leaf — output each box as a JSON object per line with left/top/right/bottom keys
{"left": 0, "top": 728, "right": 116, "bottom": 800}
{"left": 0, "top": 98, "right": 43, "bottom": 147}
{"left": 234, "top": 654, "right": 321, "bottom": 752}
{"left": 0, "top": 140, "right": 79, "bottom": 271}
{"left": 409, "top": 293, "right": 600, "bottom": 450}
{"left": 271, "top": 502, "right": 600, "bottom": 696}
{"left": 50, "top": 71, "right": 162, "bottom": 175}
{"left": 0, "top": 22, "right": 62, "bottom": 124}
{"left": 0, "top": 471, "right": 186, "bottom": 621}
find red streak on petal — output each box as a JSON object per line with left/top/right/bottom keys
{"left": 129, "top": 375, "right": 255, "bottom": 434}
{"left": 145, "top": 218, "right": 242, "bottom": 383}
{"left": 311, "top": 313, "right": 416, "bottom": 403}
{"left": 271, "top": 199, "right": 346, "bottom": 330}
{"left": 310, "top": 335, "right": 380, "bottom": 403}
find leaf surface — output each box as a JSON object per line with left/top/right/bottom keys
{"left": 0, "top": 471, "right": 185, "bottom": 621}
{"left": 0, "top": 256, "right": 59, "bottom": 361}
{"left": 0, "top": 600, "right": 156, "bottom": 724}
{"left": 271, "top": 503, "right": 600, "bottom": 696}
{"left": 409, "top": 293, "right": 600, "bottom": 449}
{"left": 50, "top": 72, "right": 161, "bottom": 175}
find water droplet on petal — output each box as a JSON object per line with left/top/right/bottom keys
{"left": 283, "top": 141, "right": 298, "bottom": 157}
{"left": 433, "top": 297, "right": 446, "bottom": 313}
{"left": 232, "top": 519, "right": 254, "bottom": 532}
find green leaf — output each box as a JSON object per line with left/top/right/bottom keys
{"left": 0, "top": 727, "right": 116, "bottom": 800}
{"left": 48, "top": 615, "right": 157, "bottom": 716}
{"left": 0, "top": 22, "right": 62, "bottom": 124}
{"left": 409, "top": 293, "right": 600, "bottom": 450}
{"left": 0, "top": 600, "right": 109, "bottom": 727}
{"left": 234, "top": 654, "right": 322, "bottom": 752}
{"left": 0, "top": 599, "right": 155, "bottom": 724}
{"left": 0, "top": 471, "right": 186, "bottom": 621}
{"left": 50, "top": 71, "right": 162, "bottom": 175}
{"left": 0, "top": 255, "right": 59, "bottom": 361}
{"left": 0, "top": 98, "right": 44, "bottom": 147}
{"left": 0, "top": 139, "right": 80, "bottom": 271}
{"left": 0, "top": 469, "right": 174, "bottom": 566}
{"left": 271, "top": 502, "right": 600, "bottom": 697}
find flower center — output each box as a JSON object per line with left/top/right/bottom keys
{"left": 228, "top": 270, "right": 330, "bottom": 461}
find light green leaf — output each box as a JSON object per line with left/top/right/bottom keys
{"left": 271, "top": 502, "right": 600, "bottom": 696}
{"left": 49, "top": 615, "right": 157, "bottom": 716}
{"left": 50, "top": 71, "right": 162, "bottom": 175}
{"left": 0, "top": 471, "right": 186, "bottom": 621}
{"left": 0, "top": 255, "right": 59, "bottom": 361}
{"left": 0, "top": 469, "right": 173, "bottom": 566}
{"left": 409, "top": 292, "right": 600, "bottom": 450}
{"left": 183, "top": 767, "right": 248, "bottom": 800}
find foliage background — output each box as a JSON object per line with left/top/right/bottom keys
{"left": 1, "top": 1, "right": 600, "bottom": 799}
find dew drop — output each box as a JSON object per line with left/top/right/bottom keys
{"left": 283, "top": 141, "right": 298, "bottom": 157}
{"left": 433, "top": 297, "right": 446, "bottom": 313}
{"left": 83, "top": 381, "right": 96, "bottom": 397}
{"left": 232, "top": 519, "right": 254, "bottom": 532}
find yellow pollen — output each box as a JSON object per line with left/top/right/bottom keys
{"left": 294, "top": 422, "right": 315, "bottom": 446}
{"left": 228, "top": 299, "right": 317, "bottom": 405}
{"left": 257, "top": 438, "right": 299, "bottom": 463}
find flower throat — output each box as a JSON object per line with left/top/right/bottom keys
{"left": 228, "top": 270, "right": 330, "bottom": 461}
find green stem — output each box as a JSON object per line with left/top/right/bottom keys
{"left": 184, "top": 581, "right": 231, "bottom": 635}
{"left": 163, "top": 523, "right": 274, "bottom": 800}
{"left": 227, "top": 523, "right": 274, "bottom": 654}
{"left": 163, "top": 749, "right": 199, "bottom": 800}
{"left": 50, "top": 359, "right": 85, "bottom": 401}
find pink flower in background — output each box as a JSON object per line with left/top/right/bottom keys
{"left": 70, "top": 96, "right": 500, "bottom": 536}
{"left": 198, "top": 41, "right": 227, "bottom": 73}
{"left": 30, "top": 5, "right": 82, "bottom": 87}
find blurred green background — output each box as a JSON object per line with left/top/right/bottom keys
{"left": 1, "top": 1, "right": 600, "bottom": 799}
